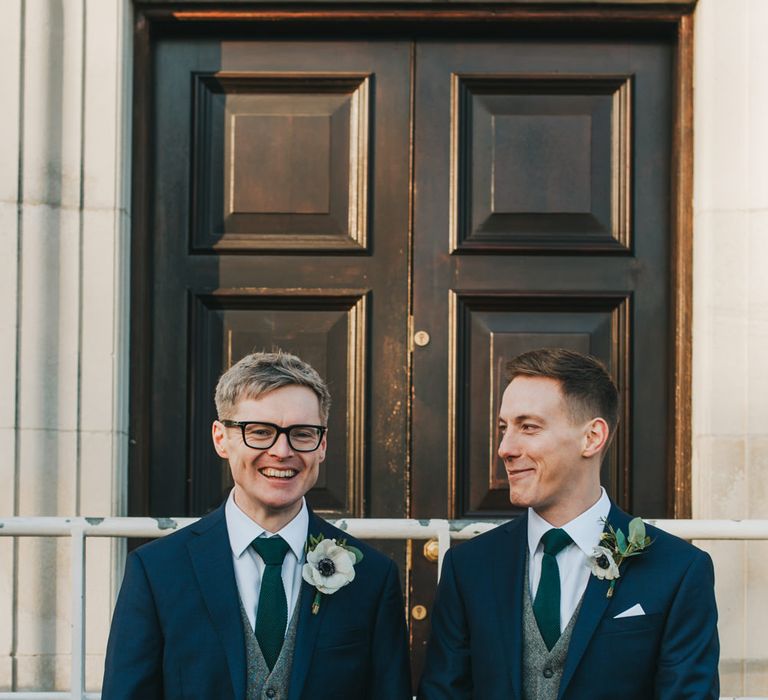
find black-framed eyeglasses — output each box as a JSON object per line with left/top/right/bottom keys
{"left": 220, "top": 420, "right": 327, "bottom": 452}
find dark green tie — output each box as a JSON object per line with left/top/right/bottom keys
{"left": 533, "top": 528, "right": 573, "bottom": 651}
{"left": 252, "top": 536, "right": 291, "bottom": 670}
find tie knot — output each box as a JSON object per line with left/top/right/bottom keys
{"left": 541, "top": 528, "right": 572, "bottom": 556}
{"left": 252, "top": 536, "right": 290, "bottom": 565}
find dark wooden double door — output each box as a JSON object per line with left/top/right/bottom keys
{"left": 133, "top": 24, "right": 676, "bottom": 678}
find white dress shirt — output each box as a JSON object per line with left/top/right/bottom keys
{"left": 527, "top": 487, "right": 611, "bottom": 632}
{"left": 225, "top": 489, "right": 308, "bottom": 633}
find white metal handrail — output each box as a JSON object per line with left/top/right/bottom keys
{"left": 1, "top": 516, "right": 767, "bottom": 700}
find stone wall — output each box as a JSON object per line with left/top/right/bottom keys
{"left": 0, "top": 0, "right": 131, "bottom": 690}
{"left": 693, "top": 0, "right": 768, "bottom": 694}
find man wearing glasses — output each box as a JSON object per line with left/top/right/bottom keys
{"left": 102, "top": 351, "right": 411, "bottom": 700}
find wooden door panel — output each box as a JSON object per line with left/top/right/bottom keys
{"left": 452, "top": 74, "right": 631, "bottom": 252}
{"left": 457, "top": 294, "right": 630, "bottom": 518}
{"left": 192, "top": 73, "right": 371, "bottom": 251}
{"left": 188, "top": 291, "right": 367, "bottom": 516}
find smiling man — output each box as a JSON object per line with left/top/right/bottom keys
{"left": 103, "top": 351, "right": 410, "bottom": 700}
{"left": 418, "top": 347, "right": 719, "bottom": 700}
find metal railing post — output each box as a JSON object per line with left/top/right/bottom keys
{"left": 432, "top": 519, "right": 451, "bottom": 580}
{"left": 69, "top": 527, "right": 86, "bottom": 700}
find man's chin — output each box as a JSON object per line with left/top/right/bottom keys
{"left": 507, "top": 490, "right": 531, "bottom": 510}
{"left": 259, "top": 496, "right": 304, "bottom": 518}
{"left": 261, "top": 488, "right": 303, "bottom": 507}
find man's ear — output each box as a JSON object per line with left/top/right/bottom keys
{"left": 582, "top": 417, "right": 610, "bottom": 458}
{"left": 317, "top": 431, "right": 328, "bottom": 463}
{"left": 212, "top": 421, "right": 229, "bottom": 459}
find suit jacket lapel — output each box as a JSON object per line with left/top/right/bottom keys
{"left": 557, "top": 503, "right": 631, "bottom": 699}
{"left": 187, "top": 506, "right": 247, "bottom": 700}
{"left": 494, "top": 514, "right": 528, "bottom": 700}
{"left": 287, "top": 511, "right": 332, "bottom": 700}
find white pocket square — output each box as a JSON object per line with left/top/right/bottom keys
{"left": 613, "top": 603, "right": 646, "bottom": 619}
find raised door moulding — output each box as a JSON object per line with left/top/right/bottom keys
{"left": 448, "top": 291, "right": 632, "bottom": 517}
{"left": 189, "top": 288, "right": 369, "bottom": 516}
{"left": 450, "top": 73, "right": 632, "bottom": 255}
{"left": 191, "top": 72, "right": 371, "bottom": 254}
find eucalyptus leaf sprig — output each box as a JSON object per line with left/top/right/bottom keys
{"left": 590, "top": 517, "right": 653, "bottom": 598}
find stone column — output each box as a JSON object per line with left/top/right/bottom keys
{"left": 0, "top": 0, "right": 132, "bottom": 691}
{"left": 693, "top": 0, "right": 768, "bottom": 694}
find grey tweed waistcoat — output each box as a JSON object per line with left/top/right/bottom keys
{"left": 239, "top": 590, "right": 301, "bottom": 700}
{"left": 522, "top": 562, "right": 583, "bottom": 700}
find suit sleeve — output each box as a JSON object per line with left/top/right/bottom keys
{"left": 369, "top": 559, "right": 412, "bottom": 700}
{"left": 102, "top": 551, "right": 165, "bottom": 700}
{"left": 654, "top": 549, "right": 720, "bottom": 700}
{"left": 417, "top": 549, "right": 473, "bottom": 700}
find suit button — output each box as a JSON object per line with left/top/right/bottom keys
{"left": 266, "top": 689, "right": 276, "bottom": 698}
{"left": 542, "top": 668, "right": 554, "bottom": 679}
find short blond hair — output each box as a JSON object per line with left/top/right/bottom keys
{"left": 506, "top": 347, "right": 619, "bottom": 434}
{"left": 214, "top": 351, "right": 331, "bottom": 423}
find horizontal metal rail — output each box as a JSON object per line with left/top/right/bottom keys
{"left": 5, "top": 515, "right": 768, "bottom": 539}
{"left": 1, "top": 516, "right": 766, "bottom": 700}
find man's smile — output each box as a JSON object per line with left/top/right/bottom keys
{"left": 259, "top": 467, "right": 299, "bottom": 479}
{"left": 506, "top": 467, "right": 535, "bottom": 480}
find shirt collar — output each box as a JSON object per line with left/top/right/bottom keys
{"left": 527, "top": 487, "right": 611, "bottom": 558}
{"left": 225, "top": 489, "right": 309, "bottom": 561}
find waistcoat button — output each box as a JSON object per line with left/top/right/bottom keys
{"left": 542, "top": 668, "right": 554, "bottom": 679}
{"left": 266, "top": 689, "right": 276, "bottom": 698}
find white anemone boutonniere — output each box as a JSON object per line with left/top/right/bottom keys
{"left": 302, "top": 534, "right": 363, "bottom": 614}
{"left": 588, "top": 517, "right": 653, "bottom": 598}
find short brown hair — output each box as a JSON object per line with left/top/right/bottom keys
{"left": 505, "top": 348, "right": 619, "bottom": 433}
{"left": 214, "top": 350, "right": 331, "bottom": 423}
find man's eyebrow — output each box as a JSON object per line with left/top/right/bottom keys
{"left": 498, "top": 414, "right": 544, "bottom": 425}
{"left": 511, "top": 414, "right": 545, "bottom": 425}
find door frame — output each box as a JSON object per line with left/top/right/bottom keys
{"left": 130, "top": 0, "right": 696, "bottom": 519}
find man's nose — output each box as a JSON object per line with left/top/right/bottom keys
{"left": 268, "top": 432, "right": 294, "bottom": 457}
{"left": 498, "top": 429, "right": 521, "bottom": 460}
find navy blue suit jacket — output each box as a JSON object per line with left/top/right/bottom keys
{"left": 418, "top": 503, "right": 719, "bottom": 699}
{"left": 102, "top": 504, "right": 411, "bottom": 700}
